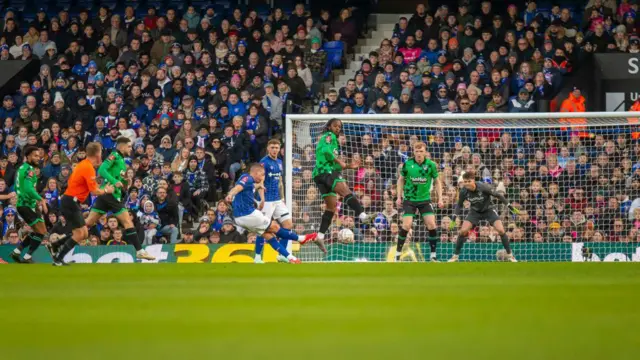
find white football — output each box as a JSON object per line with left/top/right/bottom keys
{"left": 338, "top": 228, "right": 355, "bottom": 243}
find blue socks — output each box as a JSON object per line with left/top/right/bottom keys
{"left": 255, "top": 236, "right": 290, "bottom": 258}
{"left": 255, "top": 236, "right": 265, "bottom": 257}
{"left": 267, "top": 238, "right": 290, "bottom": 257}
{"left": 275, "top": 228, "right": 300, "bottom": 241}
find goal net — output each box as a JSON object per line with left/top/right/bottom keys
{"left": 285, "top": 113, "right": 640, "bottom": 262}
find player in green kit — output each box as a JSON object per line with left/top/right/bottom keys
{"left": 11, "top": 146, "right": 48, "bottom": 263}
{"left": 395, "top": 142, "right": 443, "bottom": 262}
{"left": 313, "top": 118, "right": 372, "bottom": 244}
{"left": 84, "top": 137, "right": 155, "bottom": 260}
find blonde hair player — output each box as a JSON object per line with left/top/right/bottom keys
{"left": 395, "top": 141, "right": 443, "bottom": 262}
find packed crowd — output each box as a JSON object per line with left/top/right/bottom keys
{"left": 0, "top": 1, "right": 361, "bottom": 246}
{"left": 317, "top": 0, "right": 640, "bottom": 115}
{"left": 0, "top": 0, "right": 638, "bottom": 249}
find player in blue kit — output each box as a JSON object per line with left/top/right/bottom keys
{"left": 226, "top": 163, "right": 317, "bottom": 264}
{"left": 255, "top": 140, "right": 291, "bottom": 263}
{"left": 255, "top": 140, "right": 327, "bottom": 263}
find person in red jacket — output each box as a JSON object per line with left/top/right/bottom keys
{"left": 398, "top": 35, "right": 422, "bottom": 64}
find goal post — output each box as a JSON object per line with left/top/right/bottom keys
{"left": 285, "top": 112, "right": 640, "bottom": 262}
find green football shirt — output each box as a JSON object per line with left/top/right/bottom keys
{"left": 15, "top": 162, "right": 42, "bottom": 208}
{"left": 312, "top": 132, "right": 342, "bottom": 177}
{"left": 98, "top": 151, "right": 127, "bottom": 201}
{"left": 400, "top": 158, "right": 439, "bottom": 202}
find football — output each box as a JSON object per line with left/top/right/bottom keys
{"left": 338, "top": 228, "right": 355, "bottom": 244}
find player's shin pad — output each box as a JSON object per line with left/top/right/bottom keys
{"left": 255, "top": 236, "right": 265, "bottom": 256}
{"left": 500, "top": 233, "right": 512, "bottom": 254}
{"left": 319, "top": 210, "right": 334, "bottom": 234}
{"left": 27, "top": 233, "right": 44, "bottom": 254}
{"left": 124, "top": 228, "right": 142, "bottom": 251}
{"left": 397, "top": 228, "right": 409, "bottom": 253}
{"left": 454, "top": 235, "right": 468, "bottom": 255}
{"left": 275, "top": 228, "right": 299, "bottom": 241}
{"left": 428, "top": 229, "right": 438, "bottom": 253}
{"left": 266, "top": 237, "right": 289, "bottom": 257}
{"left": 344, "top": 194, "right": 364, "bottom": 217}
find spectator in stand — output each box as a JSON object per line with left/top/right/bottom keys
{"left": 560, "top": 86, "right": 587, "bottom": 112}
{"left": 331, "top": 8, "right": 357, "bottom": 50}
{"left": 154, "top": 186, "right": 179, "bottom": 244}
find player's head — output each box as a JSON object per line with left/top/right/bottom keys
{"left": 86, "top": 142, "right": 103, "bottom": 164}
{"left": 116, "top": 137, "right": 132, "bottom": 156}
{"left": 249, "top": 163, "right": 266, "bottom": 183}
{"left": 324, "top": 118, "right": 342, "bottom": 135}
{"left": 413, "top": 141, "right": 427, "bottom": 160}
{"left": 462, "top": 170, "right": 476, "bottom": 190}
{"left": 23, "top": 146, "right": 41, "bottom": 166}
{"left": 267, "top": 139, "right": 280, "bottom": 158}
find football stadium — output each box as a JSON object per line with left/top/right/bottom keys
{"left": 0, "top": 0, "right": 639, "bottom": 358}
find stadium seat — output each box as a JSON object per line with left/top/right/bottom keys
{"left": 7, "top": 0, "right": 27, "bottom": 13}
{"left": 101, "top": 0, "right": 118, "bottom": 11}
{"left": 323, "top": 41, "right": 345, "bottom": 70}
{"left": 167, "top": 0, "right": 185, "bottom": 12}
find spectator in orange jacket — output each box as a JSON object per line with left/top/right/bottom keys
{"left": 560, "top": 86, "right": 586, "bottom": 112}
{"left": 630, "top": 99, "right": 640, "bottom": 111}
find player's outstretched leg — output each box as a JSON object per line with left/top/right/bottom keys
{"left": 425, "top": 213, "right": 439, "bottom": 262}
{"left": 260, "top": 233, "right": 299, "bottom": 264}
{"left": 10, "top": 236, "right": 32, "bottom": 263}
{"left": 20, "top": 220, "right": 47, "bottom": 264}
{"left": 12, "top": 232, "right": 44, "bottom": 264}
{"left": 115, "top": 211, "right": 156, "bottom": 261}
{"left": 316, "top": 193, "right": 336, "bottom": 252}
{"left": 449, "top": 221, "right": 473, "bottom": 262}
{"left": 53, "top": 227, "right": 90, "bottom": 266}
{"left": 263, "top": 222, "right": 317, "bottom": 263}
{"left": 336, "top": 183, "right": 373, "bottom": 224}
{"left": 254, "top": 236, "right": 265, "bottom": 263}
{"left": 493, "top": 220, "right": 517, "bottom": 262}
{"left": 395, "top": 216, "right": 413, "bottom": 262}
{"left": 274, "top": 226, "right": 317, "bottom": 244}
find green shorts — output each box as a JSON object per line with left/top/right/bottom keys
{"left": 17, "top": 206, "right": 44, "bottom": 226}
{"left": 314, "top": 173, "right": 346, "bottom": 198}
{"left": 402, "top": 200, "right": 435, "bottom": 218}
{"left": 91, "top": 194, "right": 127, "bottom": 216}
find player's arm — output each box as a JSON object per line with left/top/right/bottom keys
{"left": 225, "top": 184, "right": 244, "bottom": 202}
{"left": 98, "top": 155, "right": 121, "bottom": 187}
{"left": 85, "top": 167, "right": 114, "bottom": 196}
{"left": 22, "top": 172, "right": 43, "bottom": 202}
{"left": 319, "top": 137, "right": 355, "bottom": 169}
{"left": 432, "top": 162, "right": 443, "bottom": 207}
{"left": 257, "top": 184, "right": 265, "bottom": 210}
{"left": 396, "top": 162, "right": 407, "bottom": 207}
{"left": 22, "top": 171, "right": 47, "bottom": 213}
{"left": 396, "top": 174, "right": 405, "bottom": 208}
{"left": 226, "top": 175, "right": 249, "bottom": 203}
{"left": 483, "top": 183, "right": 519, "bottom": 214}
{"left": 450, "top": 191, "right": 466, "bottom": 230}
{"left": 279, "top": 175, "right": 285, "bottom": 200}
{"left": 0, "top": 192, "right": 15, "bottom": 200}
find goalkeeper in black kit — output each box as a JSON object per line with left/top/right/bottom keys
{"left": 449, "top": 171, "right": 519, "bottom": 262}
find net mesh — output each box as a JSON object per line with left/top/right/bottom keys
{"left": 287, "top": 114, "right": 640, "bottom": 262}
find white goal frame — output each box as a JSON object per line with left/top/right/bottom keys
{"left": 285, "top": 112, "right": 640, "bottom": 207}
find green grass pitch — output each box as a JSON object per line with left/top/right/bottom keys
{"left": 0, "top": 263, "right": 639, "bottom": 360}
